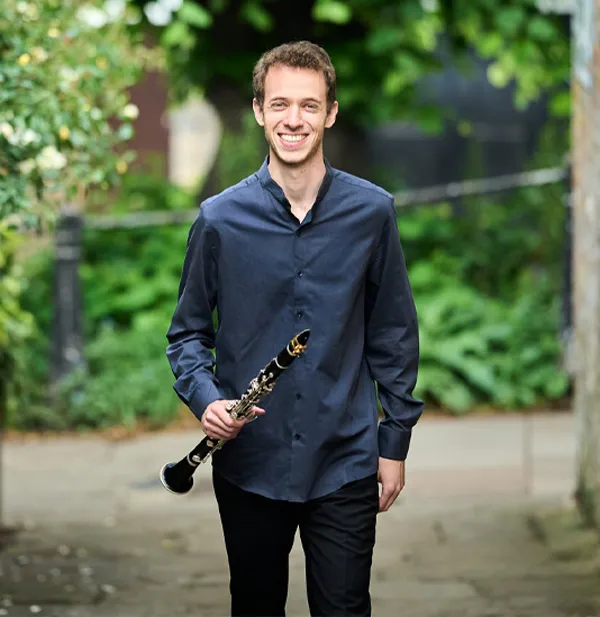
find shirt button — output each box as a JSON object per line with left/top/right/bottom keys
{"left": 296, "top": 311, "right": 303, "bottom": 319}
{"left": 297, "top": 270, "right": 303, "bottom": 278}
{"left": 294, "top": 434, "right": 301, "bottom": 441}
{"left": 296, "top": 392, "right": 302, "bottom": 400}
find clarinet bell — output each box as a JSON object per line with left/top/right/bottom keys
{"left": 159, "top": 461, "right": 194, "bottom": 495}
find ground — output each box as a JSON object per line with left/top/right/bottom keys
{"left": 2, "top": 411, "right": 599, "bottom": 617}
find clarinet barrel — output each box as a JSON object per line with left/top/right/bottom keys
{"left": 159, "top": 329, "right": 310, "bottom": 495}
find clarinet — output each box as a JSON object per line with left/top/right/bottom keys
{"left": 159, "top": 328, "right": 310, "bottom": 495}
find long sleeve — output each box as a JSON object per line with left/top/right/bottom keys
{"left": 166, "top": 207, "right": 222, "bottom": 421}
{"left": 365, "top": 198, "right": 423, "bottom": 460}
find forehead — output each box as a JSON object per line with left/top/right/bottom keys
{"left": 263, "top": 64, "right": 327, "bottom": 101}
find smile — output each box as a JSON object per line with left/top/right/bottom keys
{"left": 278, "top": 133, "right": 309, "bottom": 148}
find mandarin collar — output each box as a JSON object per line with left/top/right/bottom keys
{"left": 257, "top": 156, "right": 334, "bottom": 211}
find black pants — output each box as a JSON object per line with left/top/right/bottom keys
{"left": 212, "top": 470, "right": 379, "bottom": 617}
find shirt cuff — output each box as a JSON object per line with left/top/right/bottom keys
{"left": 189, "top": 382, "right": 222, "bottom": 421}
{"left": 378, "top": 424, "right": 412, "bottom": 460}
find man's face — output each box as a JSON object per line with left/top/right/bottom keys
{"left": 253, "top": 64, "right": 338, "bottom": 167}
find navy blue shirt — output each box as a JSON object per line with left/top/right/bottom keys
{"left": 166, "top": 157, "right": 423, "bottom": 502}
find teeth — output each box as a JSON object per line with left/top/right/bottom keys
{"left": 280, "top": 134, "right": 305, "bottom": 143}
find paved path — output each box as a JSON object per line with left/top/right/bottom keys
{"left": 2, "top": 411, "right": 599, "bottom": 617}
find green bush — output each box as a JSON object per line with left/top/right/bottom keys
{"left": 412, "top": 259, "right": 568, "bottom": 412}
{"left": 11, "top": 173, "right": 194, "bottom": 431}
{"left": 397, "top": 172, "right": 568, "bottom": 412}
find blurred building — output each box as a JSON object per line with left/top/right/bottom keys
{"left": 126, "top": 70, "right": 221, "bottom": 190}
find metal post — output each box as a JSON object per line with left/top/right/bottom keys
{"left": 561, "top": 161, "right": 574, "bottom": 375}
{"left": 51, "top": 207, "right": 85, "bottom": 388}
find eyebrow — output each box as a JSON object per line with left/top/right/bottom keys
{"left": 268, "top": 97, "right": 323, "bottom": 104}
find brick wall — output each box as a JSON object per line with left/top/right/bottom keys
{"left": 127, "top": 70, "right": 170, "bottom": 177}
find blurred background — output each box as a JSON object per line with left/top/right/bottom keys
{"left": 2, "top": 1, "right": 600, "bottom": 616}
{"left": 2, "top": 0, "right": 574, "bottom": 437}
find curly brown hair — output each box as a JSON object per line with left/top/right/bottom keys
{"left": 252, "top": 41, "right": 336, "bottom": 112}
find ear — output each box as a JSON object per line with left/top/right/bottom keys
{"left": 325, "top": 100, "right": 338, "bottom": 129}
{"left": 252, "top": 98, "right": 265, "bottom": 127}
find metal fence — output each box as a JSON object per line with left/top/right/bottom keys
{"left": 51, "top": 165, "right": 572, "bottom": 385}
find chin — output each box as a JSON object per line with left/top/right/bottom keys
{"left": 277, "top": 152, "right": 309, "bottom": 166}
{"left": 272, "top": 144, "right": 319, "bottom": 168}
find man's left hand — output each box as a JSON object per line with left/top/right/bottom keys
{"left": 377, "top": 458, "right": 405, "bottom": 512}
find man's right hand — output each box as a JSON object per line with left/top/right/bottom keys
{"left": 201, "top": 399, "right": 265, "bottom": 441}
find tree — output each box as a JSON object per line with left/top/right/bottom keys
{"left": 132, "top": 0, "right": 571, "bottom": 188}
{"left": 572, "top": 0, "right": 600, "bottom": 531}
{"left": 0, "top": 0, "right": 156, "bottom": 525}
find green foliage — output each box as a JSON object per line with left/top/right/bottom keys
{"left": 215, "top": 110, "right": 267, "bottom": 190}
{"left": 410, "top": 255, "right": 568, "bottom": 413}
{"left": 41, "top": 319, "right": 177, "bottom": 430}
{"left": 10, "top": 173, "right": 194, "bottom": 430}
{"left": 450, "top": 2, "right": 570, "bottom": 113}
{"left": 395, "top": 122, "right": 570, "bottom": 413}
{"left": 0, "top": 226, "right": 34, "bottom": 352}
{"left": 0, "top": 0, "right": 159, "bottom": 223}
{"left": 1, "top": 225, "right": 35, "bottom": 423}
{"left": 1, "top": 0, "right": 156, "bottom": 424}
{"left": 135, "top": 0, "right": 570, "bottom": 130}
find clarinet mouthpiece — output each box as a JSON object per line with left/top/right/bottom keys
{"left": 296, "top": 328, "right": 310, "bottom": 346}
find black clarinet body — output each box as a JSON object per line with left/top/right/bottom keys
{"left": 160, "top": 329, "right": 310, "bottom": 495}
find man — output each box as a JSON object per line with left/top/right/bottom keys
{"left": 166, "top": 40, "right": 423, "bottom": 617}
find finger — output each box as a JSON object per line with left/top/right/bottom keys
{"left": 207, "top": 413, "right": 236, "bottom": 435}
{"left": 202, "top": 424, "right": 230, "bottom": 440}
{"left": 251, "top": 406, "right": 266, "bottom": 415}
{"left": 379, "top": 489, "right": 392, "bottom": 512}
{"left": 379, "top": 487, "right": 400, "bottom": 512}
{"left": 214, "top": 407, "right": 237, "bottom": 428}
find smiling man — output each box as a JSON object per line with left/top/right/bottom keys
{"left": 166, "top": 41, "right": 423, "bottom": 617}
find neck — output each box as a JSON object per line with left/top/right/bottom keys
{"left": 268, "top": 151, "right": 326, "bottom": 208}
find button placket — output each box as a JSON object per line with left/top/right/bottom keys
{"left": 291, "top": 225, "right": 306, "bottom": 455}
{"left": 293, "top": 224, "right": 305, "bottom": 323}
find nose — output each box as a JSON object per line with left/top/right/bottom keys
{"left": 285, "top": 105, "right": 302, "bottom": 129}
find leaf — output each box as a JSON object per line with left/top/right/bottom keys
{"left": 383, "top": 70, "right": 409, "bottom": 96}
{"left": 178, "top": 1, "right": 213, "bottom": 28}
{"left": 475, "top": 32, "right": 504, "bottom": 58}
{"left": 161, "top": 20, "right": 191, "bottom": 46}
{"left": 495, "top": 7, "right": 526, "bottom": 36}
{"left": 544, "top": 371, "right": 569, "bottom": 399}
{"left": 528, "top": 16, "right": 557, "bottom": 41}
{"left": 366, "top": 26, "right": 402, "bottom": 54}
{"left": 312, "top": 0, "right": 352, "bottom": 25}
{"left": 487, "top": 62, "right": 511, "bottom": 88}
{"left": 549, "top": 90, "right": 570, "bottom": 117}
{"left": 437, "top": 379, "right": 477, "bottom": 414}
{"left": 240, "top": 0, "right": 273, "bottom": 32}
{"left": 415, "top": 104, "right": 445, "bottom": 135}
{"left": 436, "top": 346, "right": 497, "bottom": 395}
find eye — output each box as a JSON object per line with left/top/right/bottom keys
{"left": 271, "top": 101, "right": 286, "bottom": 110}
{"left": 304, "top": 103, "right": 319, "bottom": 111}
